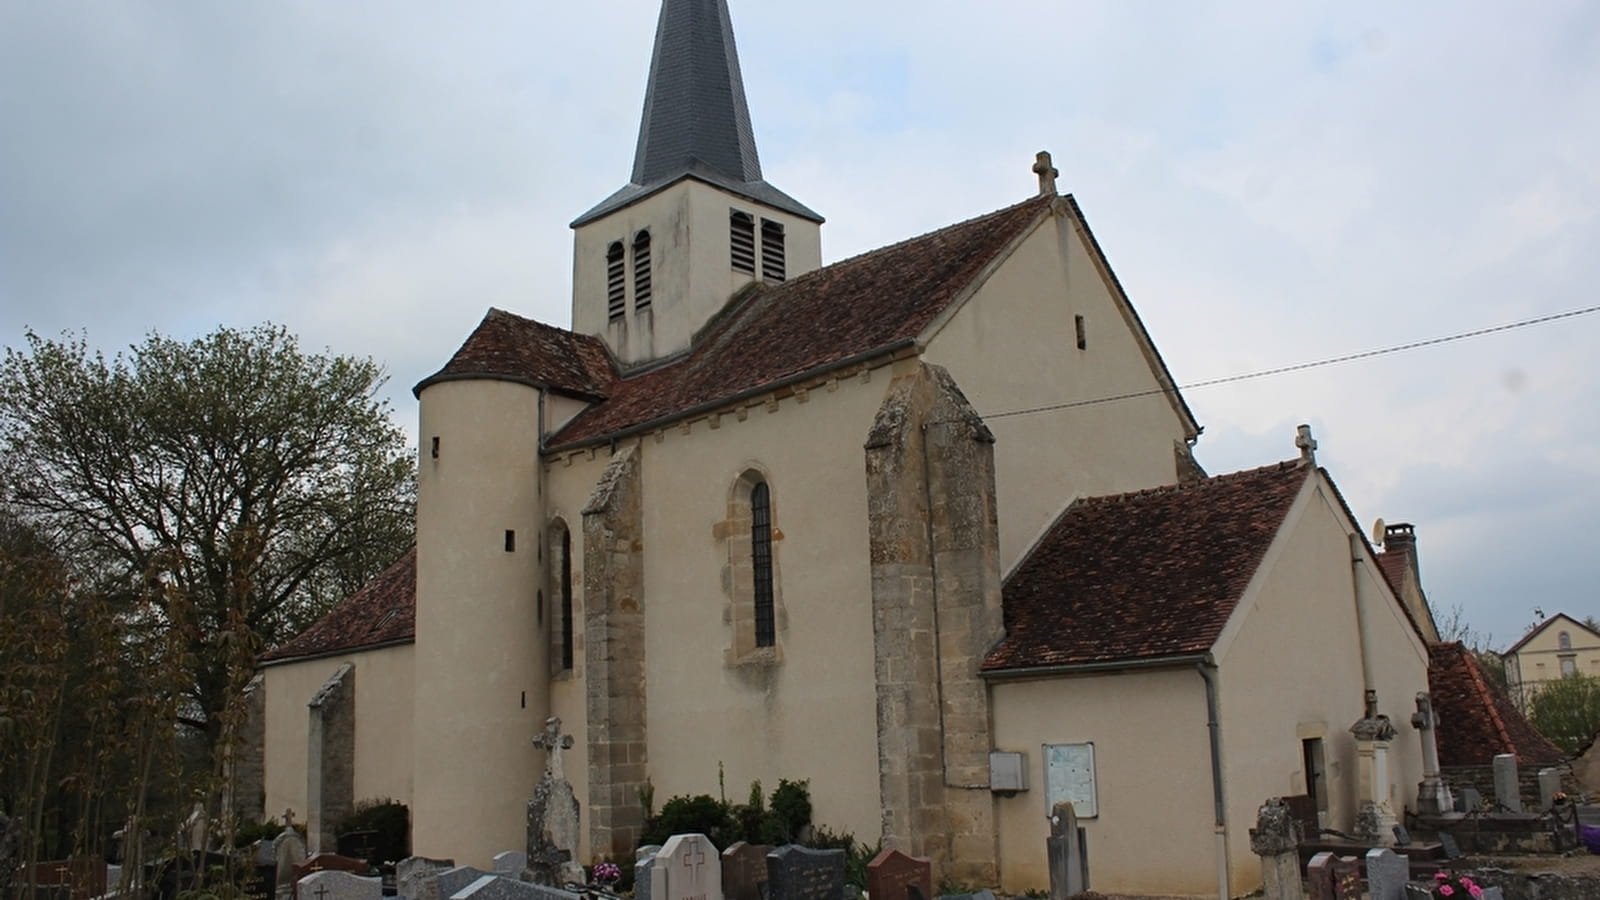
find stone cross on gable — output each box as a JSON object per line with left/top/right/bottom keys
{"left": 532, "top": 716, "right": 574, "bottom": 781}
{"left": 1296, "top": 424, "right": 1318, "bottom": 464}
{"left": 1033, "top": 151, "right": 1059, "bottom": 197}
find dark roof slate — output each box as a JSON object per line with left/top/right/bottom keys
{"left": 572, "top": 0, "right": 820, "bottom": 225}
{"left": 551, "top": 194, "right": 1054, "bottom": 446}
{"left": 414, "top": 309, "right": 616, "bottom": 400}
{"left": 983, "top": 461, "right": 1311, "bottom": 672}
{"left": 1428, "top": 641, "right": 1564, "bottom": 767}
{"left": 259, "top": 548, "right": 417, "bottom": 664}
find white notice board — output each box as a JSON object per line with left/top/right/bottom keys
{"left": 1043, "top": 743, "right": 1097, "bottom": 818}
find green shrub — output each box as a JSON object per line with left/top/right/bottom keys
{"left": 640, "top": 794, "right": 733, "bottom": 848}
{"left": 231, "top": 819, "right": 285, "bottom": 848}
{"left": 764, "top": 779, "right": 812, "bottom": 845}
{"left": 335, "top": 799, "right": 409, "bottom": 865}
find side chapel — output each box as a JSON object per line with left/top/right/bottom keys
{"left": 250, "top": 2, "right": 1439, "bottom": 896}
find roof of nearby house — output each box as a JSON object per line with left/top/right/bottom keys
{"left": 1503, "top": 612, "right": 1600, "bottom": 656}
{"left": 1428, "top": 641, "right": 1565, "bottom": 766}
{"left": 982, "top": 460, "right": 1312, "bottom": 673}
{"left": 258, "top": 548, "right": 416, "bottom": 664}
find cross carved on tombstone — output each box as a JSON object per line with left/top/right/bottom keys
{"left": 314, "top": 884, "right": 330, "bottom": 900}
{"left": 533, "top": 717, "right": 575, "bottom": 782}
{"left": 682, "top": 841, "right": 707, "bottom": 877}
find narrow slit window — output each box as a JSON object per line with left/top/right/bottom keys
{"left": 760, "top": 219, "right": 786, "bottom": 283}
{"left": 751, "top": 481, "right": 775, "bottom": 647}
{"left": 632, "top": 230, "right": 652, "bottom": 311}
{"left": 606, "top": 241, "right": 626, "bottom": 320}
{"left": 1075, "top": 315, "right": 1087, "bottom": 350}
{"left": 560, "top": 528, "right": 574, "bottom": 670}
{"left": 505, "top": 530, "right": 516, "bottom": 552}
{"left": 730, "top": 211, "right": 756, "bottom": 274}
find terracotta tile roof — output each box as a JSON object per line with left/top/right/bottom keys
{"left": 414, "top": 309, "right": 616, "bottom": 400}
{"left": 259, "top": 547, "right": 416, "bottom": 664}
{"left": 1376, "top": 553, "right": 1409, "bottom": 594}
{"left": 982, "top": 461, "right": 1311, "bottom": 672}
{"left": 1428, "top": 641, "right": 1564, "bottom": 767}
{"left": 550, "top": 194, "right": 1054, "bottom": 446}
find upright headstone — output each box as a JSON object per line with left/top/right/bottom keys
{"left": 525, "top": 718, "right": 585, "bottom": 887}
{"left": 1364, "top": 849, "right": 1408, "bottom": 900}
{"left": 493, "top": 853, "right": 528, "bottom": 877}
{"left": 298, "top": 869, "right": 382, "bottom": 900}
{"left": 1411, "top": 693, "right": 1453, "bottom": 815}
{"left": 865, "top": 849, "right": 931, "bottom": 900}
{"left": 1437, "top": 833, "right": 1462, "bottom": 860}
{"left": 1305, "top": 853, "right": 1335, "bottom": 900}
{"left": 1492, "top": 754, "right": 1521, "bottom": 813}
{"left": 766, "top": 845, "right": 845, "bottom": 900}
{"left": 396, "top": 857, "right": 454, "bottom": 900}
{"left": 274, "top": 830, "right": 310, "bottom": 900}
{"left": 1249, "top": 798, "right": 1304, "bottom": 900}
{"left": 1538, "top": 768, "right": 1563, "bottom": 809}
{"left": 721, "top": 843, "right": 774, "bottom": 900}
{"left": 1330, "top": 856, "right": 1362, "bottom": 900}
{"left": 1455, "top": 787, "right": 1482, "bottom": 813}
{"left": 635, "top": 846, "right": 661, "bottom": 900}
{"left": 656, "top": 834, "right": 723, "bottom": 900}
{"left": 1045, "top": 802, "right": 1087, "bottom": 900}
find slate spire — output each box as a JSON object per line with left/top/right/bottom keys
{"left": 572, "top": 0, "right": 820, "bottom": 227}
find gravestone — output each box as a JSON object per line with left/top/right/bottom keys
{"left": 1305, "top": 852, "right": 1335, "bottom": 900}
{"left": 721, "top": 842, "right": 774, "bottom": 900}
{"left": 298, "top": 869, "right": 382, "bottom": 900}
{"left": 936, "top": 891, "right": 994, "bottom": 900}
{"left": 433, "top": 866, "right": 492, "bottom": 900}
{"left": 1391, "top": 825, "right": 1411, "bottom": 847}
{"left": 1492, "top": 754, "right": 1521, "bottom": 813}
{"left": 1045, "top": 802, "right": 1088, "bottom": 900}
{"left": 1329, "top": 856, "right": 1362, "bottom": 900}
{"left": 767, "top": 845, "right": 845, "bottom": 900}
{"left": 451, "top": 874, "right": 585, "bottom": 900}
{"left": 1249, "top": 798, "right": 1303, "bottom": 900}
{"left": 1364, "top": 848, "right": 1408, "bottom": 900}
{"left": 396, "top": 857, "right": 455, "bottom": 900}
{"left": 1438, "top": 833, "right": 1462, "bottom": 860}
{"left": 493, "top": 853, "right": 528, "bottom": 877}
{"left": 1539, "top": 768, "right": 1562, "bottom": 809}
{"left": 635, "top": 846, "right": 661, "bottom": 900}
{"left": 1455, "top": 787, "right": 1482, "bottom": 812}
{"left": 865, "top": 849, "right": 931, "bottom": 900}
{"left": 525, "top": 718, "right": 585, "bottom": 887}
{"left": 274, "top": 830, "right": 310, "bottom": 900}
{"left": 655, "top": 834, "right": 722, "bottom": 900}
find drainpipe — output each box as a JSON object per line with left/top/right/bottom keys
{"left": 1349, "top": 534, "right": 1376, "bottom": 696}
{"left": 1196, "top": 661, "right": 1230, "bottom": 900}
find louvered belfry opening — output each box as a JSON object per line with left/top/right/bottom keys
{"left": 730, "top": 211, "right": 756, "bottom": 274}
{"left": 760, "top": 219, "right": 786, "bottom": 282}
{"left": 632, "top": 230, "right": 653, "bottom": 310}
{"left": 606, "top": 241, "right": 626, "bottom": 319}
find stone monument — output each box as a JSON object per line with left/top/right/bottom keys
{"left": 1249, "top": 798, "right": 1304, "bottom": 900}
{"left": 1410, "top": 693, "right": 1453, "bottom": 815}
{"left": 1350, "top": 690, "right": 1399, "bottom": 844}
{"left": 524, "top": 717, "right": 585, "bottom": 887}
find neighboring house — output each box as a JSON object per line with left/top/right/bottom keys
{"left": 1427, "top": 641, "right": 1564, "bottom": 807}
{"left": 1503, "top": 614, "right": 1600, "bottom": 710}
{"left": 248, "top": 2, "right": 1435, "bottom": 897}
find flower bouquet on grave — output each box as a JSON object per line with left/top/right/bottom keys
{"left": 591, "top": 861, "right": 622, "bottom": 892}
{"left": 1426, "top": 872, "right": 1484, "bottom": 899}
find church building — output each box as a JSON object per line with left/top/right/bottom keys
{"left": 251, "top": 2, "right": 1438, "bottom": 896}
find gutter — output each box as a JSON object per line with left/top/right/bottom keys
{"left": 1196, "top": 660, "right": 1230, "bottom": 900}
{"left": 545, "top": 338, "right": 920, "bottom": 454}
{"left": 256, "top": 637, "right": 414, "bottom": 669}
{"left": 978, "top": 652, "right": 1211, "bottom": 681}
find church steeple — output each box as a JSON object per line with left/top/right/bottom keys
{"left": 571, "top": 0, "right": 823, "bottom": 366}
{"left": 572, "top": 0, "right": 821, "bottom": 227}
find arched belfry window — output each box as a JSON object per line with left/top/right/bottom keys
{"left": 751, "top": 481, "right": 775, "bottom": 647}
{"left": 730, "top": 211, "right": 756, "bottom": 274}
{"left": 632, "top": 230, "right": 653, "bottom": 311}
{"left": 606, "top": 242, "right": 626, "bottom": 320}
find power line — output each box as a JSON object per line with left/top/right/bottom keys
{"left": 983, "top": 303, "right": 1600, "bottom": 423}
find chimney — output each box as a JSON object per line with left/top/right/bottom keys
{"left": 1383, "top": 522, "right": 1421, "bottom": 586}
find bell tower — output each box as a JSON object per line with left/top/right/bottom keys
{"left": 570, "top": 0, "right": 823, "bottom": 367}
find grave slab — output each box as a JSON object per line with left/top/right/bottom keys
{"left": 767, "top": 845, "right": 846, "bottom": 900}
{"left": 299, "top": 868, "right": 382, "bottom": 900}
{"left": 722, "top": 842, "right": 774, "bottom": 900}
{"left": 865, "top": 849, "right": 931, "bottom": 900}
{"left": 1364, "top": 848, "right": 1408, "bottom": 900}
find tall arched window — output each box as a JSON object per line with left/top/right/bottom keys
{"left": 549, "top": 519, "right": 575, "bottom": 674}
{"left": 632, "top": 230, "right": 653, "bottom": 311}
{"left": 1560, "top": 631, "right": 1572, "bottom": 650}
{"left": 561, "top": 526, "right": 574, "bottom": 669}
{"left": 606, "top": 242, "right": 626, "bottom": 320}
{"left": 751, "top": 481, "right": 775, "bottom": 648}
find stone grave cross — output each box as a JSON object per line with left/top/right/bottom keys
{"left": 1411, "top": 692, "right": 1453, "bottom": 814}
{"left": 533, "top": 717, "right": 574, "bottom": 782}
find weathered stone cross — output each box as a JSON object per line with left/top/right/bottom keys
{"left": 533, "top": 716, "right": 574, "bottom": 781}
{"left": 1033, "top": 151, "right": 1059, "bottom": 196}
{"left": 1296, "top": 424, "right": 1318, "bottom": 464}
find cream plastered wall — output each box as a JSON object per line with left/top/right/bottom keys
{"left": 921, "top": 210, "right": 1193, "bottom": 575}
{"left": 571, "top": 179, "right": 822, "bottom": 365}
{"left": 1211, "top": 475, "right": 1429, "bottom": 891}
{"left": 990, "top": 668, "right": 1216, "bottom": 897}
{"left": 261, "top": 644, "right": 415, "bottom": 825}
{"left": 412, "top": 378, "right": 549, "bottom": 866}
{"left": 624, "top": 365, "right": 889, "bottom": 846}
{"left": 1506, "top": 616, "right": 1600, "bottom": 705}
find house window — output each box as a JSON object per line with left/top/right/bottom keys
{"left": 632, "top": 230, "right": 652, "bottom": 311}
{"left": 1560, "top": 631, "right": 1572, "bottom": 650}
{"left": 549, "top": 519, "right": 575, "bottom": 674}
{"left": 730, "top": 211, "right": 756, "bottom": 274}
{"left": 1562, "top": 657, "right": 1577, "bottom": 677}
{"left": 606, "top": 242, "right": 626, "bottom": 320}
{"left": 760, "top": 219, "right": 786, "bottom": 282}
{"left": 752, "top": 481, "right": 775, "bottom": 647}
{"left": 720, "top": 470, "right": 783, "bottom": 663}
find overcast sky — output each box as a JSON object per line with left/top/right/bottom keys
{"left": 2, "top": 1, "right": 1596, "bottom": 649}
